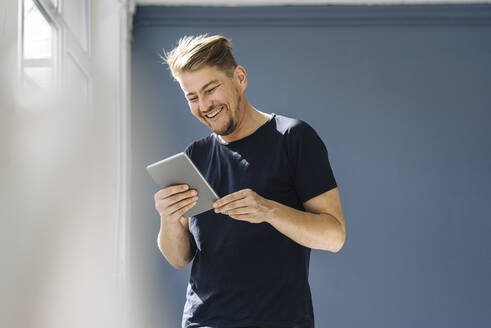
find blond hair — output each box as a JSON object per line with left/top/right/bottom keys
{"left": 162, "top": 34, "right": 238, "bottom": 79}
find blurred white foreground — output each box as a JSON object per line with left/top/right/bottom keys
{"left": 0, "top": 1, "right": 133, "bottom": 327}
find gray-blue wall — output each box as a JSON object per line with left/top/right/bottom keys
{"left": 130, "top": 5, "right": 491, "bottom": 328}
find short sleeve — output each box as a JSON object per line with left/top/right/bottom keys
{"left": 288, "top": 121, "right": 337, "bottom": 203}
{"left": 184, "top": 142, "right": 195, "bottom": 160}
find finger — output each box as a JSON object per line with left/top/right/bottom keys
{"left": 173, "top": 198, "right": 198, "bottom": 218}
{"left": 164, "top": 189, "right": 198, "bottom": 207}
{"left": 215, "top": 198, "right": 249, "bottom": 213}
{"left": 224, "top": 207, "right": 251, "bottom": 216}
{"left": 154, "top": 184, "right": 189, "bottom": 200}
{"left": 213, "top": 189, "right": 250, "bottom": 209}
{"left": 168, "top": 195, "right": 199, "bottom": 216}
{"left": 155, "top": 189, "right": 196, "bottom": 215}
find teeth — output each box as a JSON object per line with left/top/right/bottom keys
{"left": 206, "top": 106, "right": 223, "bottom": 118}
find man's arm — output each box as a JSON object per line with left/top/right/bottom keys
{"left": 268, "top": 187, "right": 345, "bottom": 252}
{"left": 154, "top": 185, "right": 198, "bottom": 269}
{"left": 213, "top": 187, "right": 346, "bottom": 252}
{"left": 157, "top": 217, "right": 195, "bottom": 269}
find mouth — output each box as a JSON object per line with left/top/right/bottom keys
{"left": 204, "top": 105, "right": 225, "bottom": 120}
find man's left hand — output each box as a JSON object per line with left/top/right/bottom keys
{"left": 213, "top": 189, "right": 274, "bottom": 224}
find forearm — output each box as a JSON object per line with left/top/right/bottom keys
{"left": 157, "top": 218, "right": 194, "bottom": 269}
{"left": 266, "top": 200, "right": 345, "bottom": 252}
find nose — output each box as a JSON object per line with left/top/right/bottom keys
{"left": 199, "top": 96, "right": 214, "bottom": 114}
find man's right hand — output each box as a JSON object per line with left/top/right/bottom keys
{"left": 155, "top": 184, "right": 198, "bottom": 269}
{"left": 154, "top": 184, "right": 198, "bottom": 224}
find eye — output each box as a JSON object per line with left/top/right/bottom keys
{"left": 188, "top": 97, "right": 198, "bottom": 103}
{"left": 206, "top": 85, "right": 219, "bottom": 94}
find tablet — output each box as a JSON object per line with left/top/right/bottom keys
{"left": 146, "top": 152, "right": 219, "bottom": 218}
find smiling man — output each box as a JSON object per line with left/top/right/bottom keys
{"left": 154, "top": 35, "right": 346, "bottom": 328}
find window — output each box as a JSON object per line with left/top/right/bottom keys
{"left": 19, "top": 0, "right": 92, "bottom": 105}
{"left": 21, "top": 0, "right": 58, "bottom": 89}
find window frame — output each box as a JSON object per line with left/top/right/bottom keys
{"left": 19, "top": 0, "right": 62, "bottom": 90}
{"left": 18, "top": 0, "right": 92, "bottom": 93}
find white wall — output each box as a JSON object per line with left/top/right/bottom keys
{"left": 135, "top": 0, "right": 491, "bottom": 6}
{"left": 0, "top": 1, "right": 132, "bottom": 327}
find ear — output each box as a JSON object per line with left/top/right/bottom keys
{"left": 234, "top": 65, "right": 248, "bottom": 92}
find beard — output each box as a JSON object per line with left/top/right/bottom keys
{"left": 209, "top": 95, "right": 241, "bottom": 136}
{"left": 210, "top": 109, "right": 236, "bottom": 136}
{"left": 219, "top": 118, "right": 236, "bottom": 136}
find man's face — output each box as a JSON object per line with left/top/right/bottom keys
{"left": 177, "top": 65, "right": 244, "bottom": 136}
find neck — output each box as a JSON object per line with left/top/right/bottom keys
{"left": 219, "top": 98, "right": 271, "bottom": 143}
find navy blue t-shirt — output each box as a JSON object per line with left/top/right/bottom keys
{"left": 182, "top": 113, "right": 337, "bottom": 328}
